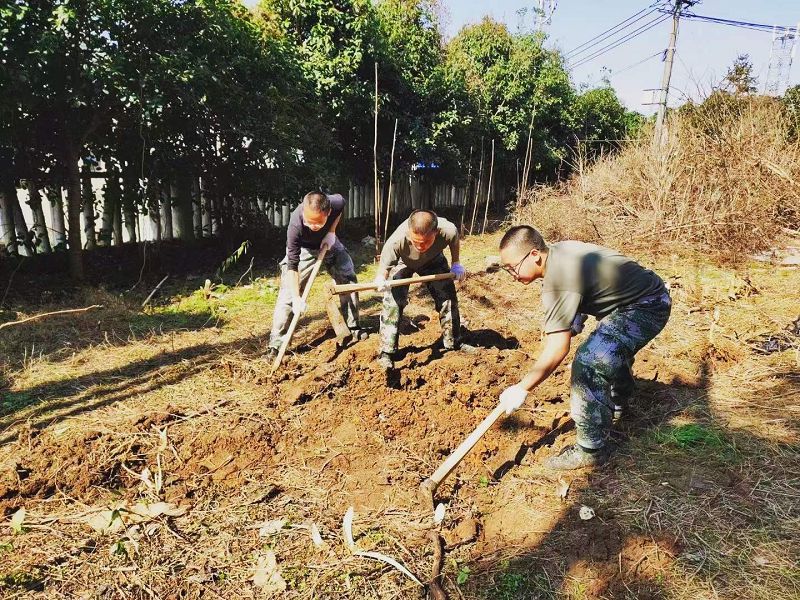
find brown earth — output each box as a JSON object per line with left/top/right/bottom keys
{"left": 0, "top": 235, "right": 797, "bottom": 598}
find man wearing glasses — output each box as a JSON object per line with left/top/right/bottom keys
{"left": 497, "top": 225, "right": 671, "bottom": 470}
{"left": 373, "top": 209, "right": 475, "bottom": 370}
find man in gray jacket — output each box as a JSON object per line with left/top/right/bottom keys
{"left": 267, "top": 191, "right": 363, "bottom": 358}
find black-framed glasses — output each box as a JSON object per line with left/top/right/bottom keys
{"left": 502, "top": 249, "right": 533, "bottom": 279}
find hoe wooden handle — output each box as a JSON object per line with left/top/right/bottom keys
{"left": 330, "top": 272, "right": 455, "bottom": 295}
{"left": 428, "top": 403, "right": 506, "bottom": 487}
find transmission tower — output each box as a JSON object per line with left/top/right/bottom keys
{"left": 765, "top": 24, "right": 799, "bottom": 96}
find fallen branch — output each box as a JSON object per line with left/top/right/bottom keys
{"left": 142, "top": 275, "right": 169, "bottom": 308}
{"left": 0, "top": 305, "right": 103, "bottom": 331}
{"left": 235, "top": 257, "right": 255, "bottom": 287}
{"left": 427, "top": 530, "right": 447, "bottom": 600}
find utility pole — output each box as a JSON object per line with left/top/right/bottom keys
{"left": 654, "top": 0, "right": 694, "bottom": 146}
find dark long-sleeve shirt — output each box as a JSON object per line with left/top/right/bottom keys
{"left": 285, "top": 194, "right": 345, "bottom": 272}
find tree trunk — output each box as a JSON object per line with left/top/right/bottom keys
{"left": 80, "top": 164, "right": 97, "bottom": 250}
{"left": 12, "top": 190, "right": 33, "bottom": 255}
{"left": 160, "top": 179, "right": 173, "bottom": 239}
{"left": 64, "top": 145, "right": 85, "bottom": 279}
{"left": 99, "top": 167, "right": 120, "bottom": 246}
{"left": 121, "top": 161, "right": 138, "bottom": 243}
{"left": 0, "top": 182, "right": 18, "bottom": 256}
{"left": 46, "top": 186, "right": 67, "bottom": 250}
{"left": 147, "top": 179, "right": 162, "bottom": 242}
{"left": 170, "top": 174, "right": 195, "bottom": 241}
{"left": 201, "top": 178, "right": 212, "bottom": 237}
{"left": 192, "top": 177, "right": 203, "bottom": 238}
{"left": 25, "top": 181, "right": 52, "bottom": 253}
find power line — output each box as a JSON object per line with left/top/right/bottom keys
{"left": 566, "top": 1, "right": 667, "bottom": 58}
{"left": 663, "top": 10, "right": 796, "bottom": 34}
{"left": 568, "top": 10, "right": 662, "bottom": 61}
{"left": 570, "top": 14, "right": 672, "bottom": 70}
{"left": 609, "top": 51, "right": 664, "bottom": 77}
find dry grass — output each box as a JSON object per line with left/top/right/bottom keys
{"left": 514, "top": 95, "right": 800, "bottom": 259}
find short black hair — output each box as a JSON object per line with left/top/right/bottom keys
{"left": 499, "top": 225, "right": 548, "bottom": 252}
{"left": 303, "top": 191, "right": 331, "bottom": 212}
{"left": 408, "top": 209, "right": 438, "bottom": 235}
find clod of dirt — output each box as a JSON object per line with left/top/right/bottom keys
{"left": 444, "top": 517, "right": 479, "bottom": 549}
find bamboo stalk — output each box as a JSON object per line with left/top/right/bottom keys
{"left": 469, "top": 138, "right": 484, "bottom": 236}
{"left": 373, "top": 61, "right": 380, "bottom": 256}
{"left": 384, "top": 118, "right": 398, "bottom": 244}
{"left": 460, "top": 145, "right": 473, "bottom": 235}
{"left": 482, "top": 139, "right": 495, "bottom": 234}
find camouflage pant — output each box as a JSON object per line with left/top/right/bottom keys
{"left": 379, "top": 253, "right": 460, "bottom": 354}
{"left": 570, "top": 290, "right": 672, "bottom": 449}
{"left": 268, "top": 241, "right": 358, "bottom": 350}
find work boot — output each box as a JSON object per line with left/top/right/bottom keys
{"left": 442, "top": 342, "right": 478, "bottom": 355}
{"left": 543, "top": 444, "right": 610, "bottom": 471}
{"left": 610, "top": 384, "right": 631, "bottom": 422}
{"left": 352, "top": 329, "right": 369, "bottom": 341}
{"left": 377, "top": 352, "right": 394, "bottom": 370}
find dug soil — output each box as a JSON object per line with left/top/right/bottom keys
{"left": 0, "top": 233, "right": 797, "bottom": 599}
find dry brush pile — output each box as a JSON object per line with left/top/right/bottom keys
{"left": 515, "top": 94, "right": 800, "bottom": 257}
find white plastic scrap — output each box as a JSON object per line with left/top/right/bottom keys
{"left": 342, "top": 506, "right": 423, "bottom": 587}
{"left": 578, "top": 505, "right": 596, "bottom": 520}
{"left": 433, "top": 503, "right": 446, "bottom": 525}
{"left": 310, "top": 523, "right": 325, "bottom": 548}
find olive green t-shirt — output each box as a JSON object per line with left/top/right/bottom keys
{"left": 541, "top": 241, "right": 666, "bottom": 334}
{"left": 379, "top": 217, "right": 458, "bottom": 272}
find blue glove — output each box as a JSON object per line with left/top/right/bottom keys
{"left": 450, "top": 262, "right": 466, "bottom": 281}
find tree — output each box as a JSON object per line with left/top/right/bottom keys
{"left": 723, "top": 54, "right": 757, "bottom": 95}
{"left": 571, "top": 86, "right": 631, "bottom": 158}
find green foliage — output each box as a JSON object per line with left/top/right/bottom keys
{"left": 456, "top": 565, "right": 470, "bottom": 585}
{"left": 1, "top": 0, "right": 642, "bottom": 259}
{"left": 783, "top": 85, "right": 800, "bottom": 137}
{"left": 572, "top": 86, "right": 631, "bottom": 156}
{"left": 723, "top": 54, "right": 757, "bottom": 95}
{"left": 217, "top": 240, "right": 251, "bottom": 278}
{"left": 445, "top": 18, "right": 575, "bottom": 181}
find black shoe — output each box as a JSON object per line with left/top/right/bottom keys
{"left": 377, "top": 352, "right": 394, "bottom": 370}
{"left": 543, "top": 444, "right": 610, "bottom": 471}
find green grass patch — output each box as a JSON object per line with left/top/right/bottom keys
{"left": 653, "top": 423, "right": 729, "bottom": 449}
{"left": 0, "top": 391, "right": 35, "bottom": 417}
{"left": 0, "top": 569, "right": 43, "bottom": 591}
{"left": 646, "top": 422, "right": 741, "bottom": 466}
{"left": 479, "top": 563, "right": 558, "bottom": 600}
{"left": 130, "top": 280, "right": 279, "bottom": 333}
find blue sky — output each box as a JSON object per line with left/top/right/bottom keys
{"left": 243, "top": 1, "right": 799, "bottom": 114}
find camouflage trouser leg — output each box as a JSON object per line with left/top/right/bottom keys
{"left": 422, "top": 254, "right": 460, "bottom": 349}
{"left": 379, "top": 254, "right": 459, "bottom": 354}
{"left": 268, "top": 241, "right": 358, "bottom": 350}
{"left": 570, "top": 291, "right": 672, "bottom": 449}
